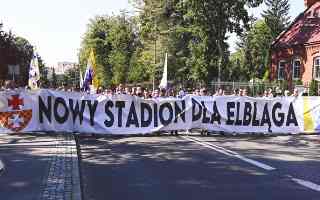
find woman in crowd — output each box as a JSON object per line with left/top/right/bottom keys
{"left": 200, "top": 87, "right": 208, "bottom": 136}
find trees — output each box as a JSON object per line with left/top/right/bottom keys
{"left": 131, "top": 0, "right": 181, "bottom": 85}
{"left": 231, "top": 0, "right": 291, "bottom": 83}
{"left": 228, "top": 50, "right": 250, "bottom": 81}
{"left": 309, "top": 79, "right": 318, "bottom": 96}
{"left": 61, "top": 67, "right": 80, "bottom": 87}
{"left": 79, "top": 1, "right": 269, "bottom": 87}
{"left": 262, "top": 0, "right": 291, "bottom": 39}
{"left": 132, "top": 0, "right": 263, "bottom": 86}
{"left": 236, "top": 19, "right": 273, "bottom": 80}
{"left": 79, "top": 13, "right": 138, "bottom": 87}
{"left": 14, "top": 37, "right": 34, "bottom": 85}
{"left": 38, "top": 55, "right": 50, "bottom": 88}
{"left": 79, "top": 16, "right": 113, "bottom": 87}
{"left": 0, "top": 24, "right": 34, "bottom": 85}
{"left": 182, "top": 0, "right": 263, "bottom": 84}
{"left": 51, "top": 68, "right": 58, "bottom": 88}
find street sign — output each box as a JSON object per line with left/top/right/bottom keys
{"left": 8, "top": 65, "right": 20, "bottom": 81}
{"left": 8, "top": 65, "right": 20, "bottom": 75}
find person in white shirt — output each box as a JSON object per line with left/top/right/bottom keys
{"left": 291, "top": 88, "right": 299, "bottom": 97}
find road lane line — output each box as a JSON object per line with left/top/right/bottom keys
{"left": 181, "top": 136, "right": 320, "bottom": 191}
{"left": 234, "top": 155, "right": 276, "bottom": 171}
{"left": 291, "top": 178, "right": 320, "bottom": 192}
{"left": 0, "top": 159, "right": 4, "bottom": 173}
{"left": 181, "top": 136, "right": 234, "bottom": 156}
{"left": 185, "top": 136, "right": 240, "bottom": 155}
{"left": 181, "top": 136, "right": 276, "bottom": 171}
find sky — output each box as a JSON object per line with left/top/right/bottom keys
{"left": 0, "top": 0, "right": 305, "bottom": 66}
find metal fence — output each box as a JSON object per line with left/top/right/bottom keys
{"left": 209, "top": 81, "right": 281, "bottom": 96}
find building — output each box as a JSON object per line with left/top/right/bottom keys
{"left": 270, "top": 0, "right": 320, "bottom": 89}
{"left": 0, "top": 63, "right": 29, "bottom": 87}
{"left": 51, "top": 62, "right": 80, "bottom": 87}
{"left": 54, "top": 62, "right": 78, "bottom": 75}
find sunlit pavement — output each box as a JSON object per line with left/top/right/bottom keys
{"left": 77, "top": 133, "right": 320, "bottom": 200}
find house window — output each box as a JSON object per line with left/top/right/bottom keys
{"left": 278, "top": 60, "right": 285, "bottom": 80}
{"left": 314, "top": 57, "right": 320, "bottom": 79}
{"left": 292, "top": 59, "right": 301, "bottom": 79}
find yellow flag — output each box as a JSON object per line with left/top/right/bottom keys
{"left": 303, "top": 97, "right": 315, "bottom": 133}
{"left": 88, "top": 49, "right": 99, "bottom": 89}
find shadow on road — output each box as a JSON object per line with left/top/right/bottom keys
{"left": 77, "top": 135, "right": 320, "bottom": 200}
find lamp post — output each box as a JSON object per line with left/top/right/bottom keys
{"left": 218, "top": 63, "right": 221, "bottom": 88}
{"left": 153, "top": 37, "right": 156, "bottom": 91}
{"left": 153, "top": 19, "right": 157, "bottom": 92}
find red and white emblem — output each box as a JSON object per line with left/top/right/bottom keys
{"left": 0, "top": 95, "right": 32, "bottom": 132}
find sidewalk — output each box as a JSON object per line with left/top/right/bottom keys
{"left": 0, "top": 133, "right": 81, "bottom": 200}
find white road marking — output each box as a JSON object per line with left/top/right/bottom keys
{"left": 181, "top": 136, "right": 276, "bottom": 171}
{"left": 234, "top": 155, "right": 276, "bottom": 171}
{"left": 186, "top": 137, "right": 240, "bottom": 155}
{"left": 181, "top": 136, "right": 234, "bottom": 156}
{"left": 291, "top": 178, "right": 320, "bottom": 192}
{"left": 181, "top": 135, "right": 320, "bottom": 192}
{"left": 0, "top": 159, "right": 4, "bottom": 172}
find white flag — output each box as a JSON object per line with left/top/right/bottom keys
{"left": 79, "top": 68, "right": 84, "bottom": 89}
{"left": 159, "top": 53, "right": 168, "bottom": 89}
{"left": 28, "top": 53, "right": 40, "bottom": 89}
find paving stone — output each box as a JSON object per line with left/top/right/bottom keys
{"left": 40, "top": 134, "right": 81, "bottom": 200}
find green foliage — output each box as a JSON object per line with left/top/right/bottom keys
{"left": 132, "top": 0, "right": 263, "bottom": 86}
{"left": 79, "top": 1, "right": 265, "bottom": 87}
{"left": 110, "top": 51, "right": 127, "bottom": 84}
{"left": 38, "top": 56, "right": 50, "bottom": 87}
{"left": 79, "top": 13, "right": 138, "bottom": 87}
{"left": 279, "top": 79, "right": 288, "bottom": 90}
{"left": 128, "top": 48, "right": 152, "bottom": 83}
{"left": 59, "top": 67, "right": 81, "bottom": 88}
{"left": 181, "top": 0, "right": 263, "bottom": 84}
{"left": 293, "top": 79, "right": 303, "bottom": 86}
{"left": 256, "top": 82, "right": 266, "bottom": 96}
{"left": 263, "top": 69, "right": 270, "bottom": 81}
{"left": 309, "top": 79, "right": 318, "bottom": 96}
{"left": 296, "top": 79, "right": 303, "bottom": 85}
{"left": 0, "top": 24, "right": 34, "bottom": 85}
{"left": 51, "top": 68, "right": 58, "bottom": 88}
{"left": 236, "top": 19, "right": 273, "bottom": 80}
{"left": 228, "top": 50, "right": 250, "bottom": 81}
{"left": 262, "top": 0, "right": 291, "bottom": 39}
{"left": 230, "top": 0, "right": 291, "bottom": 82}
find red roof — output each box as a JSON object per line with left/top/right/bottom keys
{"left": 273, "top": 2, "right": 320, "bottom": 48}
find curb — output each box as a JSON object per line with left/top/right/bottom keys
{"left": 72, "top": 135, "right": 82, "bottom": 200}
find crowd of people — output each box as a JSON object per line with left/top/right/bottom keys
{"left": 84, "top": 84, "right": 305, "bottom": 98}
{"left": 0, "top": 79, "right": 312, "bottom": 98}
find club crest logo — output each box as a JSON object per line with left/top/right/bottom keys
{"left": 0, "top": 94, "right": 32, "bottom": 132}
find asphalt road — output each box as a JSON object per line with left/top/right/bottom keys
{"left": 78, "top": 133, "right": 320, "bottom": 200}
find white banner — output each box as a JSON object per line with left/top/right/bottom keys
{"left": 0, "top": 89, "right": 318, "bottom": 135}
